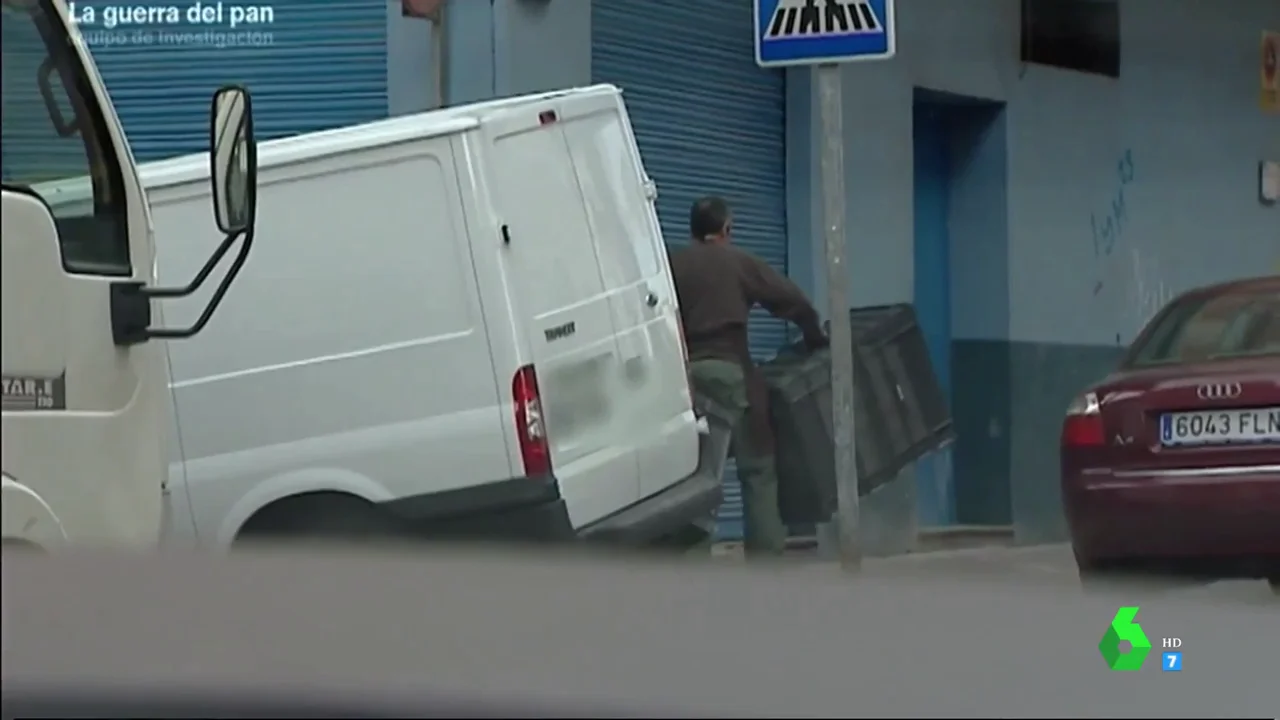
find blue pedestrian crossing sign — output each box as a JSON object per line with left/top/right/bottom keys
{"left": 754, "top": 0, "right": 896, "bottom": 68}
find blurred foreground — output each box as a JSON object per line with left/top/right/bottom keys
{"left": 3, "top": 542, "right": 1275, "bottom": 718}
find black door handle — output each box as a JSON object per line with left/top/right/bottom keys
{"left": 645, "top": 292, "right": 659, "bottom": 307}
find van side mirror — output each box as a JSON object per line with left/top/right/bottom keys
{"left": 109, "top": 85, "right": 260, "bottom": 346}
{"left": 210, "top": 87, "right": 257, "bottom": 233}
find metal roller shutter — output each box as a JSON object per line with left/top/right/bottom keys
{"left": 89, "top": 0, "right": 388, "bottom": 162}
{"left": 592, "top": 0, "right": 788, "bottom": 542}
{"left": 2, "top": 7, "right": 81, "bottom": 181}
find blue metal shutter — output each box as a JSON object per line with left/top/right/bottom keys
{"left": 1, "top": 10, "right": 85, "bottom": 181}
{"left": 89, "top": 0, "right": 387, "bottom": 162}
{"left": 592, "top": 0, "right": 788, "bottom": 542}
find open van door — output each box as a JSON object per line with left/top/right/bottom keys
{"left": 481, "top": 103, "right": 641, "bottom": 529}
{"left": 558, "top": 91, "right": 700, "bottom": 502}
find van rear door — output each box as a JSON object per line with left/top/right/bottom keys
{"left": 558, "top": 91, "right": 700, "bottom": 502}
{"left": 481, "top": 107, "right": 641, "bottom": 528}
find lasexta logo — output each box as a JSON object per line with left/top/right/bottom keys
{"left": 1099, "top": 606, "right": 1151, "bottom": 671}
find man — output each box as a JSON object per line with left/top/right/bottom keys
{"left": 670, "top": 196, "right": 827, "bottom": 557}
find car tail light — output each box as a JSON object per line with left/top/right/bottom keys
{"left": 1061, "top": 391, "right": 1105, "bottom": 447}
{"left": 512, "top": 365, "right": 551, "bottom": 476}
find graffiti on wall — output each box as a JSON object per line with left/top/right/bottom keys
{"left": 1089, "top": 148, "right": 1135, "bottom": 296}
{"left": 1124, "top": 247, "right": 1173, "bottom": 339}
{"left": 1088, "top": 149, "right": 1176, "bottom": 345}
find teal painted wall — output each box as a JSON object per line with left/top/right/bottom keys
{"left": 787, "top": 0, "right": 1279, "bottom": 544}
{"left": 912, "top": 100, "right": 957, "bottom": 528}
{"left": 947, "top": 101, "right": 1011, "bottom": 527}
{"left": 387, "top": 2, "right": 438, "bottom": 115}
{"left": 911, "top": 94, "right": 1011, "bottom": 529}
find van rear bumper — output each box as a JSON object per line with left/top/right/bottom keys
{"left": 377, "top": 466, "right": 723, "bottom": 548}
{"left": 379, "top": 474, "right": 575, "bottom": 542}
{"left": 576, "top": 467, "right": 723, "bottom": 546}
{"left": 579, "top": 400, "right": 732, "bottom": 546}
{"left": 381, "top": 407, "right": 728, "bottom": 547}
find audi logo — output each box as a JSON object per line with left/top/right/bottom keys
{"left": 1196, "top": 382, "right": 1242, "bottom": 400}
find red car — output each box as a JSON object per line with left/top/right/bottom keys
{"left": 1061, "top": 275, "right": 1279, "bottom": 590}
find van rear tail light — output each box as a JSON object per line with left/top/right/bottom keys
{"left": 1061, "top": 391, "right": 1105, "bottom": 447}
{"left": 512, "top": 365, "right": 551, "bottom": 476}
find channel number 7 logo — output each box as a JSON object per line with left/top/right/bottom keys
{"left": 1099, "top": 606, "right": 1152, "bottom": 671}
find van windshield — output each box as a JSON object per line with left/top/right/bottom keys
{"left": 1, "top": 0, "right": 130, "bottom": 274}
{"left": 1124, "top": 289, "right": 1280, "bottom": 367}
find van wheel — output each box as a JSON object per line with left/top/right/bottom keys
{"left": 236, "top": 493, "right": 397, "bottom": 545}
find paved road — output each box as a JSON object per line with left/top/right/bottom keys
{"left": 714, "top": 539, "right": 1277, "bottom": 604}
{"left": 5, "top": 549, "right": 1276, "bottom": 717}
{"left": 830, "top": 542, "right": 1277, "bottom": 605}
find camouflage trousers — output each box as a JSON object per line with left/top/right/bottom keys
{"left": 688, "top": 358, "right": 787, "bottom": 557}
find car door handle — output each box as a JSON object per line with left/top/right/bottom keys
{"left": 645, "top": 292, "right": 659, "bottom": 308}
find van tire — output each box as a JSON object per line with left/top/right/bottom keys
{"left": 235, "top": 493, "right": 396, "bottom": 545}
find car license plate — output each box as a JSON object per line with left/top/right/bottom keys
{"left": 1159, "top": 407, "right": 1280, "bottom": 446}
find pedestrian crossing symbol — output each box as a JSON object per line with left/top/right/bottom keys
{"left": 754, "top": 0, "right": 896, "bottom": 68}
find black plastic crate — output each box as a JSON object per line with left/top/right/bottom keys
{"left": 847, "top": 303, "right": 955, "bottom": 478}
{"left": 762, "top": 303, "right": 955, "bottom": 526}
{"left": 760, "top": 347, "right": 842, "bottom": 526}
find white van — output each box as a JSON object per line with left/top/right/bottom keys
{"left": 3, "top": 0, "right": 262, "bottom": 551}
{"left": 131, "top": 84, "right": 723, "bottom": 548}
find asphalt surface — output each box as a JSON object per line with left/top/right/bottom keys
{"left": 3, "top": 544, "right": 1276, "bottom": 717}
{"left": 853, "top": 542, "right": 1279, "bottom": 605}
{"left": 717, "top": 539, "right": 1278, "bottom": 604}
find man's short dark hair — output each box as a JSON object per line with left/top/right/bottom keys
{"left": 690, "top": 196, "right": 731, "bottom": 241}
